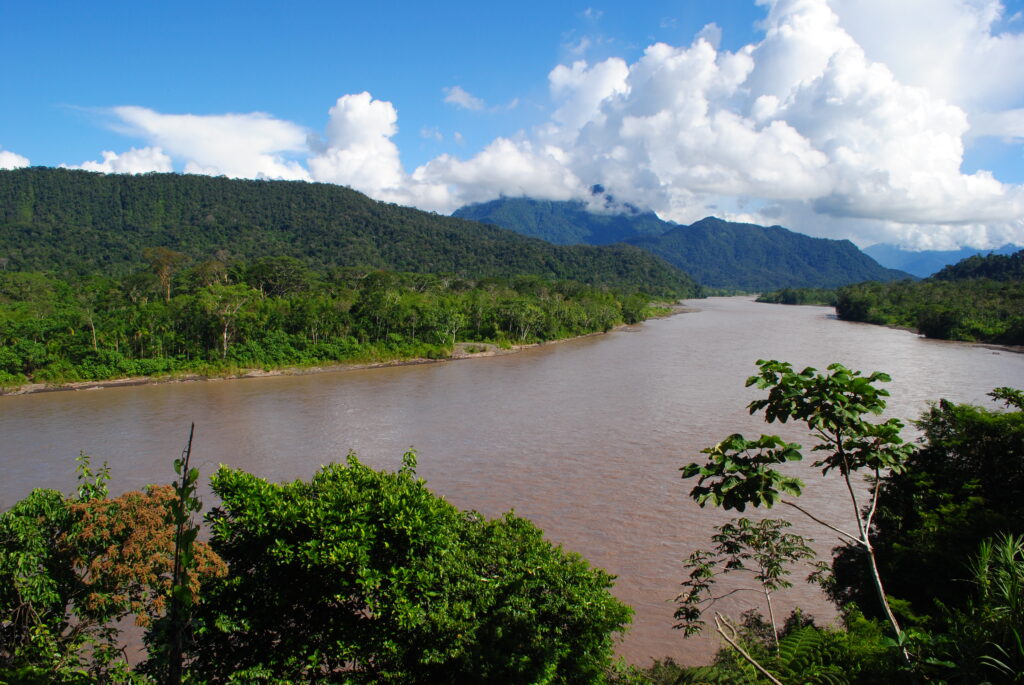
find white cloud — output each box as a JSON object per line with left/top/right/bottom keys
{"left": 415, "top": 137, "right": 584, "bottom": 206}
{"left": 308, "top": 93, "right": 453, "bottom": 212}
{"left": 0, "top": 149, "right": 30, "bottom": 170}
{"left": 110, "top": 106, "right": 310, "bottom": 181}
{"left": 828, "top": 0, "right": 1024, "bottom": 112}
{"left": 443, "top": 86, "right": 485, "bottom": 111}
{"left": 66, "top": 0, "right": 1024, "bottom": 248}
{"left": 72, "top": 146, "right": 172, "bottom": 174}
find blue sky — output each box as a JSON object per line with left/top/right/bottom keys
{"left": 3, "top": 0, "right": 1024, "bottom": 249}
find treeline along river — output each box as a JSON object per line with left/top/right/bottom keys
{"left": 2, "top": 297, "right": 1022, "bottom": 665}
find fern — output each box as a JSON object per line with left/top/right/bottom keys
{"left": 773, "top": 627, "right": 849, "bottom": 685}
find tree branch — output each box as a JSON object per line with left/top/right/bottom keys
{"left": 781, "top": 499, "right": 862, "bottom": 545}
{"left": 714, "top": 613, "right": 784, "bottom": 685}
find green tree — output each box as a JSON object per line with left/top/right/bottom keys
{"left": 142, "top": 247, "right": 187, "bottom": 304}
{"left": 830, "top": 387, "right": 1024, "bottom": 625}
{"left": 197, "top": 284, "right": 256, "bottom": 359}
{"left": 676, "top": 518, "right": 816, "bottom": 652}
{"left": 189, "top": 452, "right": 632, "bottom": 683}
{"left": 681, "top": 361, "right": 915, "bottom": 659}
{"left": 0, "top": 455, "right": 224, "bottom": 683}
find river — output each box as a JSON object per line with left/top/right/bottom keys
{"left": 2, "top": 297, "right": 1022, "bottom": 665}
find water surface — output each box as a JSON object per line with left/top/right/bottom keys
{"left": 2, "top": 297, "right": 1021, "bottom": 664}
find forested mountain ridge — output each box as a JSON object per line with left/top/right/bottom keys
{"left": 452, "top": 197, "right": 911, "bottom": 290}
{"left": 453, "top": 196, "right": 668, "bottom": 245}
{"left": 627, "top": 217, "right": 911, "bottom": 290}
{"left": 0, "top": 168, "right": 698, "bottom": 297}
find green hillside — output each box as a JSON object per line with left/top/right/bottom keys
{"left": 453, "top": 196, "right": 668, "bottom": 245}
{"left": 0, "top": 168, "right": 698, "bottom": 297}
{"left": 629, "top": 217, "right": 912, "bottom": 290}
{"left": 452, "top": 198, "right": 910, "bottom": 290}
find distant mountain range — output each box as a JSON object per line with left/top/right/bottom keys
{"left": 864, "top": 243, "right": 1024, "bottom": 278}
{"left": 455, "top": 197, "right": 911, "bottom": 291}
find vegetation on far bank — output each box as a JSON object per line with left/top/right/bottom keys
{"left": 756, "top": 249, "right": 1024, "bottom": 345}
{"left": 0, "top": 256, "right": 672, "bottom": 389}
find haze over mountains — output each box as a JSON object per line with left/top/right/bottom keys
{"left": 864, "top": 243, "right": 1024, "bottom": 279}
{"left": 454, "top": 197, "right": 911, "bottom": 291}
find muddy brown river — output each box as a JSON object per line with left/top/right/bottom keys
{"left": 2, "top": 297, "right": 1022, "bottom": 666}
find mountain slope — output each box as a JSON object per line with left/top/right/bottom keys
{"left": 453, "top": 197, "right": 668, "bottom": 245}
{"left": 864, "top": 243, "right": 1024, "bottom": 278}
{"left": 455, "top": 198, "right": 910, "bottom": 290}
{"left": 628, "top": 217, "right": 912, "bottom": 290}
{"left": 0, "top": 168, "right": 699, "bottom": 297}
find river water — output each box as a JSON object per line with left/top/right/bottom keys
{"left": 2, "top": 297, "right": 1022, "bottom": 665}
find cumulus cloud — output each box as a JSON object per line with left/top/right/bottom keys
{"left": 0, "top": 149, "right": 30, "bottom": 170}
{"left": 828, "top": 0, "right": 1024, "bottom": 112}
{"left": 307, "top": 93, "right": 452, "bottom": 211}
{"left": 71, "top": 146, "right": 172, "bottom": 174}
{"left": 66, "top": 0, "right": 1024, "bottom": 248}
{"left": 415, "top": 138, "right": 584, "bottom": 206}
{"left": 438, "top": 0, "right": 1023, "bottom": 247}
{"left": 110, "top": 106, "right": 310, "bottom": 180}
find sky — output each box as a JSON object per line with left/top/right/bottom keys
{"left": 3, "top": 0, "right": 1024, "bottom": 250}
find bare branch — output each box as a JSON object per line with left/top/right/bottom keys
{"left": 714, "top": 613, "right": 784, "bottom": 685}
{"left": 781, "top": 499, "right": 862, "bottom": 545}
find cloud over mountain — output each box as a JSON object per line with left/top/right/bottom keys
{"left": 80, "top": 0, "right": 1024, "bottom": 249}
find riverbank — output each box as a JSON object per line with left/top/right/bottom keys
{"left": 1, "top": 303, "right": 699, "bottom": 397}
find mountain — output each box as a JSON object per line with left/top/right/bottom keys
{"left": 863, "top": 243, "right": 1024, "bottom": 278}
{"left": 628, "top": 217, "right": 911, "bottom": 290}
{"left": 0, "top": 168, "right": 699, "bottom": 297}
{"left": 453, "top": 196, "right": 668, "bottom": 245}
{"left": 454, "top": 197, "right": 910, "bottom": 290}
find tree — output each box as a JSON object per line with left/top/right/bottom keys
{"left": 197, "top": 284, "right": 255, "bottom": 359}
{"left": 681, "top": 360, "right": 915, "bottom": 660}
{"left": 0, "top": 455, "right": 224, "bottom": 683}
{"left": 675, "top": 517, "right": 816, "bottom": 653}
{"left": 142, "top": 247, "right": 187, "bottom": 304}
{"left": 830, "top": 386, "right": 1024, "bottom": 622}
{"left": 189, "top": 451, "right": 632, "bottom": 683}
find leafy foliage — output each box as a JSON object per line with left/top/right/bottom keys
{"left": 0, "top": 265, "right": 670, "bottom": 388}
{"left": 188, "top": 451, "right": 632, "bottom": 683}
{"left": 676, "top": 517, "right": 815, "bottom": 646}
{"left": 831, "top": 388, "right": 1024, "bottom": 621}
{"left": 835, "top": 255, "right": 1024, "bottom": 344}
{"left": 681, "top": 360, "right": 916, "bottom": 671}
{"left": 932, "top": 249, "right": 1024, "bottom": 282}
{"left": 756, "top": 288, "right": 838, "bottom": 306}
{"left": 0, "top": 456, "right": 225, "bottom": 683}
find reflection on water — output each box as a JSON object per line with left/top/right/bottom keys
{"left": 2, "top": 297, "right": 1022, "bottom": 665}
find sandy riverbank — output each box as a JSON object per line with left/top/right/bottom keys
{"left": 1, "top": 303, "right": 700, "bottom": 397}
